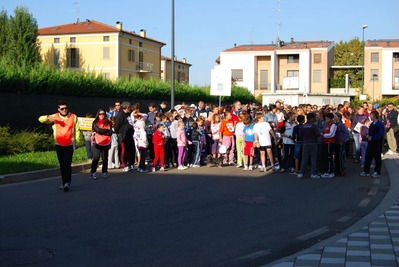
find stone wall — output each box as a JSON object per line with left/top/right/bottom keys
{"left": 0, "top": 93, "right": 161, "bottom": 130}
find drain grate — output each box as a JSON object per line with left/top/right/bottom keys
{"left": 0, "top": 248, "right": 54, "bottom": 265}
{"left": 238, "top": 196, "right": 277, "bottom": 204}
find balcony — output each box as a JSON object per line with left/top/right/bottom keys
{"left": 136, "top": 62, "right": 153, "bottom": 72}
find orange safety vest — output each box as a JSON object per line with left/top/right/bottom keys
{"left": 94, "top": 123, "right": 111, "bottom": 146}
{"left": 55, "top": 113, "right": 75, "bottom": 146}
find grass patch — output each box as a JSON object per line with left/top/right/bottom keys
{"left": 0, "top": 147, "right": 88, "bottom": 175}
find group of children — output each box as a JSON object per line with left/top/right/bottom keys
{"left": 85, "top": 100, "right": 381, "bottom": 180}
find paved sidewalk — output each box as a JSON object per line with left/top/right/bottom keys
{"left": 265, "top": 155, "right": 399, "bottom": 267}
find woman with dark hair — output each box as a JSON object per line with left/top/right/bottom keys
{"left": 90, "top": 109, "right": 113, "bottom": 179}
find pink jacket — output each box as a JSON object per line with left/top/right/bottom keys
{"left": 176, "top": 128, "right": 187, "bottom": 146}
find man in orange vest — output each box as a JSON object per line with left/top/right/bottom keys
{"left": 39, "top": 101, "right": 82, "bottom": 192}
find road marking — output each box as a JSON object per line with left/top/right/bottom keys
{"left": 373, "top": 178, "right": 380, "bottom": 184}
{"left": 232, "top": 249, "right": 272, "bottom": 262}
{"left": 368, "top": 187, "right": 379, "bottom": 196}
{"left": 358, "top": 198, "right": 371, "bottom": 207}
{"left": 337, "top": 215, "right": 354, "bottom": 222}
{"left": 295, "top": 226, "right": 329, "bottom": 241}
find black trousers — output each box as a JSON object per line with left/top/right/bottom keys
{"left": 364, "top": 141, "right": 382, "bottom": 174}
{"left": 91, "top": 144, "right": 109, "bottom": 174}
{"left": 55, "top": 145, "right": 74, "bottom": 185}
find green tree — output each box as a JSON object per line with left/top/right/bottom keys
{"left": 0, "top": 9, "right": 9, "bottom": 59}
{"left": 333, "top": 38, "right": 363, "bottom": 86}
{"left": 6, "top": 6, "right": 41, "bottom": 66}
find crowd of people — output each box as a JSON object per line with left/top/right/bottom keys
{"left": 40, "top": 99, "right": 399, "bottom": 191}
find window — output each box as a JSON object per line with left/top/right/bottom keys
{"left": 70, "top": 37, "right": 76, "bottom": 43}
{"left": 66, "top": 48, "right": 79, "bottom": 68}
{"left": 313, "top": 70, "right": 321, "bottom": 82}
{"left": 128, "top": 49, "right": 135, "bottom": 62}
{"left": 370, "top": 69, "right": 379, "bottom": 81}
{"left": 54, "top": 38, "right": 60, "bottom": 43}
{"left": 177, "top": 71, "right": 181, "bottom": 81}
{"left": 260, "top": 69, "right": 268, "bottom": 89}
{"left": 103, "top": 36, "right": 109, "bottom": 42}
{"left": 287, "top": 70, "right": 299, "bottom": 76}
{"left": 394, "top": 53, "right": 399, "bottom": 62}
{"left": 231, "top": 69, "right": 243, "bottom": 82}
{"left": 314, "top": 54, "right": 321, "bottom": 64}
{"left": 371, "top": 53, "right": 379, "bottom": 63}
{"left": 103, "top": 47, "right": 110, "bottom": 59}
{"left": 54, "top": 49, "right": 60, "bottom": 67}
{"left": 288, "top": 54, "right": 299, "bottom": 64}
{"left": 103, "top": 73, "right": 110, "bottom": 79}
{"left": 129, "top": 39, "right": 132, "bottom": 45}
{"left": 394, "top": 69, "right": 399, "bottom": 89}
{"left": 139, "top": 42, "right": 142, "bottom": 47}
{"left": 137, "top": 51, "right": 143, "bottom": 70}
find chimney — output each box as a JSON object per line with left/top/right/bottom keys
{"left": 234, "top": 43, "right": 237, "bottom": 48}
{"left": 174, "top": 56, "right": 177, "bottom": 61}
{"left": 116, "top": 21, "right": 122, "bottom": 30}
{"left": 140, "top": 29, "right": 146, "bottom": 38}
{"left": 291, "top": 37, "right": 294, "bottom": 43}
{"left": 183, "top": 58, "right": 186, "bottom": 64}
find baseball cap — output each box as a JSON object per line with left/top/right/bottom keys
{"left": 275, "top": 99, "right": 284, "bottom": 104}
{"left": 190, "top": 104, "right": 196, "bottom": 108}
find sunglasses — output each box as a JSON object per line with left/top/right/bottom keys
{"left": 59, "top": 107, "right": 68, "bottom": 111}
{"left": 99, "top": 113, "right": 105, "bottom": 115}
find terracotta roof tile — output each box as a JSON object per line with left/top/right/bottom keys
{"left": 223, "top": 41, "right": 333, "bottom": 52}
{"left": 38, "top": 19, "right": 165, "bottom": 45}
{"left": 161, "top": 55, "right": 191, "bottom": 66}
{"left": 366, "top": 39, "right": 399, "bottom": 48}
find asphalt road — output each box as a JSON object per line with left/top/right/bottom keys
{"left": 0, "top": 161, "right": 388, "bottom": 267}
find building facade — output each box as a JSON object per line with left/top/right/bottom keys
{"left": 364, "top": 39, "right": 399, "bottom": 100}
{"left": 160, "top": 56, "right": 191, "bottom": 83}
{"left": 38, "top": 20, "right": 165, "bottom": 80}
{"left": 213, "top": 40, "right": 343, "bottom": 106}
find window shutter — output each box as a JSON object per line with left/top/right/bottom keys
{"left": 260, "top": 70, "right": 268, "bottom": 89}
{"left": 103, "top": 47, "right": 110, "bottom": 59}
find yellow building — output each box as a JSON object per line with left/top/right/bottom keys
{"left": 38, "top": 19, "right": 165, "bottom": 80}
{"left": 160, "top": 56, "right": 191, "bottom": 83}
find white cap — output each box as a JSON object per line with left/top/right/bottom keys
{"left": 190, "top": 104, "right": 196, "bottom": 108}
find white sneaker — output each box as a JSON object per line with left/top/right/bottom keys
{"left": 280, "top": 168, "right": 286, "bottom": 173}
{"left": 63, "top": 183, "right": 70, "bottom": 192}
{"left": 90, "top": 173, "right": 97, "bottom": 180}
{"left": 152, "top": 167, "right": 156, "bottom": 172}
{"left": 123, "top": 167, "right": 130, "bottom": 172}
{"left": 311, "top": 174, "right": 320, "bottom": 179}
{"left": 160, "top": 167, "right": 165, "bottom": 171}
{"left": 372, "top": 172, "right": 380, "bottom": 178}
{"left": 237, "top": 164, "right": 243, "bottom": 168}
{"left": 359, "top": 171, "right": 370, "bottom": 177}
{"left": 243, "top": 166, "right": 249, "bottom": 171}
{"left": 259, "top": 167, "right": 265, "bottom": 172}
{"left": 321, "top": 173, "right": 329, "bottom": 179}
{"left": 192, "top": 164, "right": 200, "bottom": 168}
{"left": 249, "top": 165, "right": 253, "bottom": 171}
{"left": 297, "top": 173, "right": 304, "bottom": 179}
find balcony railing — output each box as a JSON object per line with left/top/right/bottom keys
{"left": 136, "top": 62, "right": 153, "bottom": 72}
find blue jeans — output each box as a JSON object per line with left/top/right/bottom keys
{"left": 353, "top": 133, "right": 360, "bottom": 161}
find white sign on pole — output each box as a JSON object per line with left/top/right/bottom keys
{"left": 210, "top": 68, "right": 231, "bottom": 96}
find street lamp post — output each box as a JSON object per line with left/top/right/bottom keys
{"left": 361, "top": 25, "right": 368, "bottom": 95}
{"left": 372, "top": 74, "right": 378, "bottom": 100}
{"left": 171, "top": 0, "right": 175, "bottom": 108}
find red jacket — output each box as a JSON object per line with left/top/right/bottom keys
{"left": 153, "top": 130, "right": 165, "bottom": 147}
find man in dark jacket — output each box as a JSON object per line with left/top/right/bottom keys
{"left": 385, "top": 103, "right": 398, "bottom": 154}
{"left": 360, "top": 111, "right": 385, "bottom": 177}
{"left": 114, "top": 101, "right": 135, "bottom": 172}
{"left": 297, "top": 112, "right": 320, "bottom": 179}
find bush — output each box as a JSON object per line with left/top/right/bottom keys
{"left": 0, "top": 126, "right": 53, "bottom": 156}
{"left": 0, "top": 60, "right": 256, "bottom": 104}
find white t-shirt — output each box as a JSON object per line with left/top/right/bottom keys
{"left": 253, "top": 121, "right": 272, "bottom": 146}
